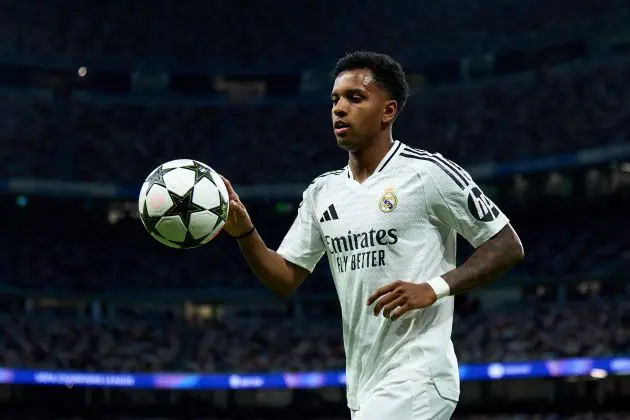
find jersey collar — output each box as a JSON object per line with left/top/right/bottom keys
{"left": 347, "top": 140, "right": 403, "bottom": 180}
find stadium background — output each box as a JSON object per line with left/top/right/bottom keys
{"left": 1, "top": 0, "right": 630, "bottom": 418}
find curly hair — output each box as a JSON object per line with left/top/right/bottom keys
{"left": 335, "top": 51, "right": 409, "bottom": 114}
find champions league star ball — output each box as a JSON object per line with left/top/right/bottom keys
{"left": 138, "top": 159, "right": 229, "bottom": 249}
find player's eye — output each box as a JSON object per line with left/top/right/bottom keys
{"left": 350, "top": 96, "right": 362, "bottom": 103}
{"left": 331, "top": 97, "right": 339, "bottom": 105}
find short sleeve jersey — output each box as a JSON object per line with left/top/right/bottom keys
{"left": 277, "top": 141, "right": 509, "bottom": 410}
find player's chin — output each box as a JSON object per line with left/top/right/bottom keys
{"left": 335, "top": 135, "right": 357, "bottom": 151}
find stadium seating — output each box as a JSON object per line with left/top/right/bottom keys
{"left": 1, "top": 224, "right": 623, "bottom": 294}
{"left": 0, "top": 413, "right": 627, "bottom": 419}
{"left": 2, "top": 58, "right": 630, "bottom": 184}
{"left": 0, "top": 298, "right": 627, "bottom": 372}
{"left": 2, "top": 1, "right": 629, "bottom": 417}
{"left": 453, "top": 300, "right": 630, "bottom": 363}
{"left": 3, "top": 191, "right": 626, "bottom": 373}
{"left": 1, "top": 194, "right": 628, "bottom": 294}
{"left": 0, "top": 0, "right": 628, "bottom": 70}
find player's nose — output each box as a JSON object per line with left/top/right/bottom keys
{"left": 333, "top": 106, "right": 347, "bottom": 118}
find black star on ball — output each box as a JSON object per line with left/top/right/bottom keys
{"left": 141, "top": 200, "right": 162, "bottom": 232}
{"left": 209, "top": 188, "right": 229, "bottom": 219}
{"left": 165, "top": 188, "right": 204, "bottom": 227}
{"left": 182, "top": 161, "right": 217, "bottom": 186}
{"left": 209, "top": 188, "right": 229, "bottom": 230}
{"left": 146, "top": 165, "right": 176, "bottom": 188}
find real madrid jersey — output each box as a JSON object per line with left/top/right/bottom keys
{"left": 277, "top": 140, "right": 509, "bottom": 410}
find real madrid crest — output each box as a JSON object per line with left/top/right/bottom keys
{"left": 379, "top": 186, "right": 398, "bottom": 213}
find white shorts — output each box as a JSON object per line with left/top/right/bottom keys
{"left": 350, "top": 376, "right": 457, "bottom": 420}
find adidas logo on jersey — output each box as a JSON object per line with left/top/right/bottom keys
{"left": 320, "top": 204, "right": 339, "bottom": 222}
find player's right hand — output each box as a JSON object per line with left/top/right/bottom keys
{"left": 220, "top": 175, "right": 254, "bottom": 238}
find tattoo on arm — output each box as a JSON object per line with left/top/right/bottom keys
{"left": 442, "top": 224, "right": 524, "bottom": 296}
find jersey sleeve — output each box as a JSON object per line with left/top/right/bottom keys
{"left": 424, "top": 160, "right": 510, "bottom": 248}
{"left": 276, "top": 185, "right": 326, "bottom": 273}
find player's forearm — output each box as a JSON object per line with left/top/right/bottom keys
{"left": 442, "top": 224, "right": 524, "bottom": 295}
{"left": 236, "top": 231, "right": 301, "bottom": 298}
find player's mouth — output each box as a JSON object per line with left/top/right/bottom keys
{"left": 334, "top": 120, "right": 350, "bottom": 136}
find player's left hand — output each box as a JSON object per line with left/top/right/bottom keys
{"left": 367, "top": 281, "right": 438, "bottom": 321}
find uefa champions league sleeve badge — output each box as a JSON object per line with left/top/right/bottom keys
{"left": 379, "top": 187, "right": 398, "bottom": 213}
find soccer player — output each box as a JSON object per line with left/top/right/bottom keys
{"left": 220, "top": 51, "right": 524, "bottom": 419}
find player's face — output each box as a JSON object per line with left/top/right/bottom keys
{"left": 331, "top": 69, "right": 396, "bottom": 151}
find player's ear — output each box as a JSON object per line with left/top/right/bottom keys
{"left": 382, "top": 100, "right": 397, "bottom": 125}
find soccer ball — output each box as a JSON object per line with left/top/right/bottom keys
{"left": 138, "top": 159, "right": 229, "bottom": 249}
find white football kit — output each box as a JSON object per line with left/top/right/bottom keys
{"left": 277, "top": 141, "right": 509, "bottom": 420}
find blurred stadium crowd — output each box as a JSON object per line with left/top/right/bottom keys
{"left": 1, "top": 0, "right": 630, "bottom": 416}
{"left": 0, "top": 298, "right": 628, "bottom": 372}
{"left": 0, "top": 0, "right": 628, "bottom": 69}
{"left": 2, "top": 57, "right": 630, "bottom": 184}
{"left": 2, "top": 199, "right": 627, "bottom": 294}
{"left": 4, "top": 414, "right": 630, "bottom": 420}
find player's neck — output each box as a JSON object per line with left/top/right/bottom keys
{"left": 348, "top": 134, "right": 395, "bottom": 184}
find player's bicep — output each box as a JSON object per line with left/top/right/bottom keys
{"left": 283, "top": 259, "right": 311, "bottom": 286}
{"left": 425, "top": 162, "right": 509, "bottom": 248}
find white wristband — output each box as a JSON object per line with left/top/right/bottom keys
{"left": 425, "top": 276, "right": 451, "bottom": 301}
